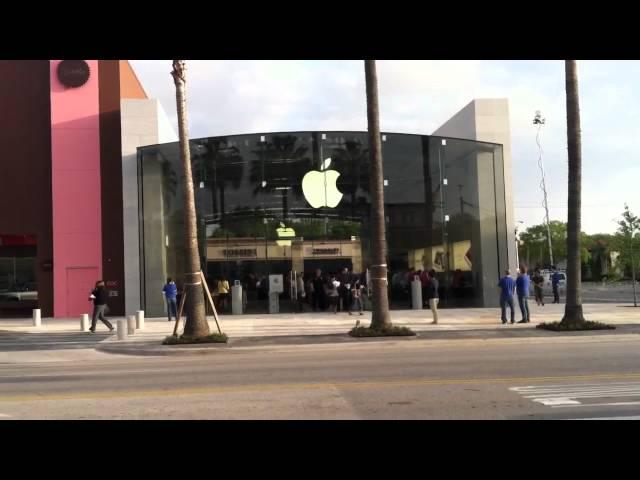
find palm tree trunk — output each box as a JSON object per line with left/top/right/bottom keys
{"left": 364, "top": 60, "right": 391, "bottom": 329}
{"left": 561, "top": 60, "right": 585, "bottom": 325}
{"left": 171, "top": 60, "right": 210, "bottom": 337}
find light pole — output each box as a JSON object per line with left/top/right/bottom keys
{"left": 515, "top": 220, "right": 524, "bottom": 269}
{"left": 534, "top": 111, "right": 554, "bottom": 267}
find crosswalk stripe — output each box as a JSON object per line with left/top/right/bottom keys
{"left": 511, "top": 381, "right": 640, "bottom": 408}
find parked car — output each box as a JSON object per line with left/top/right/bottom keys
{"left": 0, "top": 283, "right": 38, "bottom": 301}
{"left": 541, "top": 270, "right": 566, "bottom": 297}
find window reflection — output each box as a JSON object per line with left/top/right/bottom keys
{"left": 139, "top": 132, "right": 508, "bottom": 315}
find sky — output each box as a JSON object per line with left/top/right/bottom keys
{"left": 130, "top": 60, "right": 639, "bottom": 235}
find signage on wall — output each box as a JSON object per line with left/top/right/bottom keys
{"left": 223, "top": 248, "right": 258, "bottom": 258}
{"left": 57, "top": 60, "right": 91, "bottom": 88}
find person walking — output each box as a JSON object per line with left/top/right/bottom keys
{"left": 551, "top": 266, "right": 562, "bottom": 304}
{"left": 216, "top": 276, "right": 230, "bottom": 312}
{"left": 532, "top": 268, "right": 545, "bottom": 306}
{"left": 88, "top": 280, "right": 114, "bottom": 333}
{"left": 312, "top": 269, "right": 326, "bottom": 311}
{"left": 516, "top": 267, "right": 531, "bottom": 323}
{"left": 338, "top": 267, "right": 351, "bottom": 312}
{"left": 497, "top": 270, "right": 516, "bottom": 324}
{"left": 296, "top": 273, "right": 306, "bottom": 313}
{"left": 427, "top": 269, "right": 440, "bottom": 324}
{"left": 327, "top": 276, "right": 340, "bottom": 314}
{"left": 349, "top": 278, "right": 364, "bottom": 315}
{"left": 162, "top": 277, "right": 178, "bottom": 322}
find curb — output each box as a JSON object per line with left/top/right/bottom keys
{"left": 93, "top": 326, "right": 640, "bottom": 357}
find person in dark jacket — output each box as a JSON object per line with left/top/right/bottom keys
{"left": 162, "top": 277, "right": 178, "bottom": 322}
{"left": 89, "top": 280, "right": 114, "bottom": 333}
{"left": 427, "top": 269, "right": 440, "bottom": 324}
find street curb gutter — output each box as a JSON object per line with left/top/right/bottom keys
{"left": 94, "top": 327, "right": 640, "bottom": 357}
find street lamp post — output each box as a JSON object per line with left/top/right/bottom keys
{"left": 534, "top": 111, "right": 554, "bottom": 268}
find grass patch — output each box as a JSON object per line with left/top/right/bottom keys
{"left": 163, "top": 333, "right": 228, "bottom": 345}
{"left": 349, "top": 325, "right": 416, "bottom": 337}
{"left": 536, "top": 321, "right": 615, "bottom": 331}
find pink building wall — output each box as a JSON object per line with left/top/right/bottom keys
{"left": 50, "top": 60, "right": 103, "bottom": 317}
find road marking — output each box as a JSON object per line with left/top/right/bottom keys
{"left": 510, "top": 382, "right": 640, "bottom": 408}
{"left": 554, "top": 401, "right": 640, "bottom": 408}
{"left": 0, "top": 413, "right": 12, "bottom": 417}
{"left": 3, "top": 372, "right": 640, "bottom": 403}
{"left": 572, "top": 415, "right": 640, "bottom": 420}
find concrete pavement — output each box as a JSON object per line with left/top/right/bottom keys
{"left": 1, "top": 303, "right": 638, "bottom": 362}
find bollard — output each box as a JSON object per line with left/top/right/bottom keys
{"left": 232, "top": 285, "right": 243, "bottom": 315}
{"left": 80, "top": 313, "right": 90, "bottom": 331}
{"left": 117, "top": 319, "right": 127, "bottom": 341}
{"left": 32, "top": 309, "right": 41, "bottom": 327}
{"left": 136, "top": 310, "right": 145, "bottom": 330}
{"left": 411, "top": 279, "right": 423, "bottom": 310}
{"left": 127, "top": 315, "right": 136, "bottom": 335}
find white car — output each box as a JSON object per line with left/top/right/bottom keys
{"left": 536, "top": 271, "right": 566, "bottom": 297}
{"left": 0, "top": 284, "right": 38, "bottom": 301}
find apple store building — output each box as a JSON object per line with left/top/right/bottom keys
{"left": 137, "top": 131, "right": 509, "bottom": 316}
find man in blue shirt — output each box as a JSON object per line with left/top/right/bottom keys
{"left": 497, "top": 269, "right": 516, "bottom": 324}
{"left": 551, "top": 267, "right": 562, "bottom": 304}
{"left": 162, "top": 277, "right": 178, "bottom": 322}
{"left": 516, "top": 267, "right": 531, "bottom": 323}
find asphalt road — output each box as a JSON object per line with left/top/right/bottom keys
{"left": 2, "top": 335, "right": 640, "bottom": 419}
{"left": 576, "top": 282, "right": 639, "bottom": 304}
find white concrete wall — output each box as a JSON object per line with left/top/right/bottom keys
{"left": 433, "top": 98, "right": 517, "bottom": 275}
{"left": 121, "top": 99, "right": 177, "bottom": 316}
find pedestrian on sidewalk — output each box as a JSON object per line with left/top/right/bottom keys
{"left": 516, "top": 267, "right": 531, "bottom": 323}
{"left": 551, "top": 266, "right": 562, "bottom": 304}
{"left": 162, "top": 277, "right": 178, "bottom": 322}
{"left": 532, "top": 268, "right": 544, "bottom": 306}
{"left": 296, "top": 273, "right": 306, "bottom": 313}
{"left": 497, "top": 269, "right": 516, "bottom": 324}
{"left": 427, "top": 269, "right": 440, "bottom": 324}
{"left": 88, "top": 280, "right": 114, "bottom": 333}
{"left": 349, "top": 278, "right": 364, "bottom": 315}
{"left": 327, "top": 276, "right": 340, "bottom": 314}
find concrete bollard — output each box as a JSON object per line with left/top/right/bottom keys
{"left": 232, "top": 285, "right": 243, "bottom": 315}
{"left": 32, "top": 309, "right": 41, "bottom": 327}
{"left": 411, "top": 279, "right": 423, "bottom": 310}
{"left": 81, "top": 313, "right": 90, "bottom": 331}
{"left": 117, "top": 319, "right": 127, "bottom": 341}
{"left": 136, "top": 310, "right": 145, "bottom": 330}
{"left": 127, "top": 315, "right": 136, "bottom": 335}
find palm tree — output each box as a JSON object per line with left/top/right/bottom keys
{"left": 250, "top": 134, "right": 310, "bottom": 220}
{"left": 561, "top": 60, "right": 585, "bottom": 326}
{"left": 364, "top": 60, "right": 391, "bottom": 329}
{"left": 171, "top": 60, "right": 210, "bottom": 338}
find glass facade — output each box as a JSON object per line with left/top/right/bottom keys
{"left": 138, "top": 132, "right": 508, "bottom": 316}
{"left": 0, "top": 235, "right": 38, "bottom": 316}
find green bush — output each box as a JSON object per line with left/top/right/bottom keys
{"left": 163, "top": 333, "right": 229, "bottom": 345}
{"left": 536, "top": 321, "right": 615, "bottom": 331}
{"left": 349, "top": 325, "right": 416, "bottom": 337}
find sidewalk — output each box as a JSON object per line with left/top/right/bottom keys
{"left": 2, "top": 303, "right": 639, "bottom": 359}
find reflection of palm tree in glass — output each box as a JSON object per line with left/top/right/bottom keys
{"left": 330, "top": 139, "right": 370, "bottom": 219}
{"left": 249, "top": 135, "right": 310, "bottom": 220}
{"left": 161, "top": 158, "right": 178, "bottom": 210}
{"left": 194, "top": 138, "right": 244, "bottom": 229}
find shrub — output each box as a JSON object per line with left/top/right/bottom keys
{"left": 536, "top": 321, "right": 615, "bottom": 331}
{"left": 163, "top": 333, "right": 228, "bottom": 345}
{"left": 349, "top": 325, "right": 416, "bottom": 337}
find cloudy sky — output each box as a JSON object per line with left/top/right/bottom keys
{"left": 130, "top": 60, "right": 639, "bottom": 235}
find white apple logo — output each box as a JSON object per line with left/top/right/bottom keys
{"left": 302, "top": 157, "right": 343, "bottom": 208}
{"left": 276, "top": 222, "right": 295, "bottom": 247}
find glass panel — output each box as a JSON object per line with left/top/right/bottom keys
{"left": 139, "top": 132, "right": 509, "bottom": 313}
